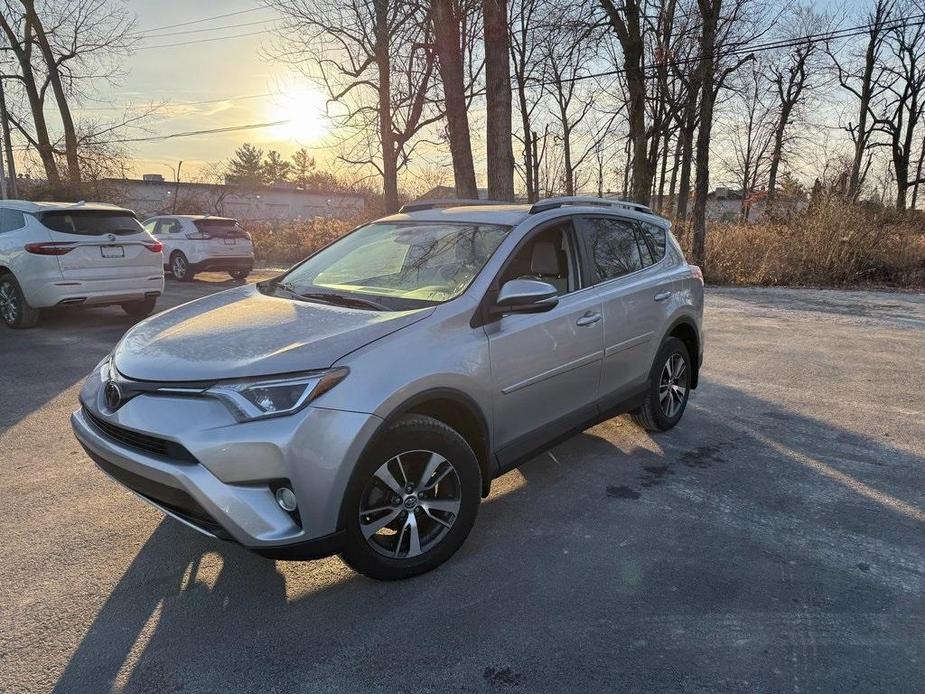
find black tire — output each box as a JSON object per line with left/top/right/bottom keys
{"left": 340, "top": 415, "right": 481, "bottom": 581}
{"left": 121, "top": 295, "right": 157, "bottom": 319}
{"left": 0, "top": 272, "right": 40, "bottom": 329}
{"left": 170, "top": 252, "right": 193, "bottom": 282}
{"left": 229, "top": 268, "right": 251, "bottom": 281}
{"left": 631, "top": 337, "right": 692, "bottom": 432}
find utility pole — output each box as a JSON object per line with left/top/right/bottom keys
{"left": 172, "top": 160, "right": 182, "bottom": 213}
{"left": 0, "top": 78, "right": 17, "bottom": 197}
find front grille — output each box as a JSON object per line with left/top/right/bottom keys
{"left": 83, "top": 407, "right": 197, "bottom": 463}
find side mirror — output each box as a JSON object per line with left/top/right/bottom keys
{"left": 492, "top": 279, "right": 559, "bottom": 315}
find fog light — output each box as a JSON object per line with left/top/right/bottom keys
{"left": 275, "top": 487, "right": 298, "bottom": 512}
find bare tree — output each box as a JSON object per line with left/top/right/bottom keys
{"left": 871, "top": 0, "right": 925, "bottom": 210}
{"left": 265, "top": 0, "right": 443, "bottom": 213}
{"left": 765, "top": 8, "right": 828, "bottom": 213}
{"left": 509, "top": 0, "right": 543, "bottom": 200}
{"left": 430, "top": 0, "right": 479, "bottom": 198}
{"left": 829, "top": 0, "right": 895, "bottom": 201}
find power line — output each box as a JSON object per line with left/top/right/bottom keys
{"left": 138, "top": 6, "right": 267, "bottom": 34}
{"left": 141, "top": 17, "right": 276, "bottom": 40}
{"left": 106, "top": 119, "right": 291, "bottom": 144}
{"left": 75, "top": 92, "right": 274, "bottom": 113}
{"left": 135, "top": 28, "right": 273, "bottom": 51}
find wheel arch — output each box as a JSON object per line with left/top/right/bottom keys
{"left": 661, "top": 316, "right": 701, "bottom": 389}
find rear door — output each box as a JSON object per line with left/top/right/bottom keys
{"left": 38, "top": 209, "right": 160, "bottom": 281}
{"left": 575, "top": 214, "right": 671, "bottom": 406}
{"left": 194, "top": 218, "right": 253, "bottom": 259}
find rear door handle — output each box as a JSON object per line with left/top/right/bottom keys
{"left": 654, "top": 290, "right": 672, "bottom": 302}
{"left": 576, "top": 311, "right": 602, "bottom": 327}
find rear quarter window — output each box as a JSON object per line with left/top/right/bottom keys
{"left": 638, "top": 221, "right": 667, "bottom": 263}
{"left": 40, "top": 210, "right": 143, "bottom": 236}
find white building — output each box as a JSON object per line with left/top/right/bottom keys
{"left": 98, "top": 177, "right": 366, "bottom": 221}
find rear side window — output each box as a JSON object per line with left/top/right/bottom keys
{"left": 40, "top": 210, "right": 143, "bottom": 236}
{"left": 638, "top": 221, "right": 667, "bottom": 264}
{"left": 577, "top": 217, "right": 645, "bottom": 283}
{"left": 0, "top": 208, "right": 25, "bottom": 233}
{"left": 194, "top": 218, "right": 246, "bottom": 238}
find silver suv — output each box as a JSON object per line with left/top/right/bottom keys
{"left": 71, "top": 197, "right": 704, "bottom": 580}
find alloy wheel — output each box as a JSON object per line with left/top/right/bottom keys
{"left": 358, "top": 450, "right": 462, "bottom": 559}
{"left": 172, "top": 255, "right": 187, "bottom": 278}
{"left": 0, "top": 281, "right": 18, "bottom": 325}
{"left": 659, "top": 352, "right": 688, "bottom": 418}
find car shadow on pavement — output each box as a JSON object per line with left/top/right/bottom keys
{"left": 51, "top": 380, "right": 925, "bottom": 693}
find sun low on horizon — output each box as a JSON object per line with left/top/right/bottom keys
{"left": 263, "top": 81, "right": 333, "bottom": 146}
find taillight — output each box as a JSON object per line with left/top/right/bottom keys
{"left": 143, "top": 241, "right": 164, "bottom": 253}
{"left": 689, "top": 265, "right": 704, "bottom": 283}
{"left": 25, "top": 242, "right": 76, "bottom": 255}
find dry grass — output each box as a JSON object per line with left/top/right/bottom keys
{"left": 676, "top": 198, "right": 925, "bottom": 289}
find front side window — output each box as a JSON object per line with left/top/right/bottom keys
{"left": 497, "top": 222, "right": 578, "bottom": 295}
{"left": 578, "top": 217, "right": 646, "bottom": 283}
{"left": 156, "top": 219, "right": 181, "bottom": 235}
{"left": 39, "top": 210, "right": 143, "bottom": 236}
{"left": 274, "top": 221, "right": 510, "bottom": 309}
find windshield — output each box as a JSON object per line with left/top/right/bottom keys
{"left": 273, "top": 221, "right": 511, "bottom": 309}
{"left": 39, "top": 210, "right": 144, "bottom": 236}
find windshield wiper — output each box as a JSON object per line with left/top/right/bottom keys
{"left": 298, "top": 292, "right": 389, "bottom": 311}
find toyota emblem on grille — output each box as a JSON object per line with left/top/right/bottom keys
{"left": 104, "top": 381, "right": 123, "bottom": 411}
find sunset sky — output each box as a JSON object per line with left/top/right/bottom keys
{"left": 79, "top": 0, "right": 335, "bottom": 179}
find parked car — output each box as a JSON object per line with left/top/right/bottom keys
{"left": 71, "top": 196, "right": 704, "bottom": 580}
{"left": 143, "top": 215, "right": 254, "bottom": 282}
{"left": 0, "top": 201, "right": 164, "bottom": 329}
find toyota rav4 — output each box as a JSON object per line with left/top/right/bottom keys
{"left": 71, "top": 196, "right": 704, "bottom": 580}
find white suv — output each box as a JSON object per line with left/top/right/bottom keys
{"left": 0, "top": 201, "right": 164, "bottom": 329}
{"left": 143, "top": 215, "right": 255, "bottom": 282}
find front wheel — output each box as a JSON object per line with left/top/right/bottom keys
{"left": 0, "top": 273, "right": 40, "bottom": 329}
{"left": 340, "top": 415, "right": 481, "bottom": 580}
{"left": 121, "top": 295, "right": 157, "bottom": 319}
{"left": 631, "top": 337, "right": 692, "bottom": 432}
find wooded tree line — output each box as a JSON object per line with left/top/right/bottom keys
{"left": 0, "top": 0, "right": 136, "bottom": 193}
{"left": 267, "top": 0, "right": 925, "bottom": 266}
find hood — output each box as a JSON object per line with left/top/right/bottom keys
{"left": 113, "top": 284, "right": 434, "bottom": 382}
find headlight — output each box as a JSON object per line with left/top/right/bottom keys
{"left": 205, "top": 367, "right": 349, "bottom": 421}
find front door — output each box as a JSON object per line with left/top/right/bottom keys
{"left": 484, "top": 219, "right": 604, "bottom": 467}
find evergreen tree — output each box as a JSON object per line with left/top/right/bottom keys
{"left": 291, "top": 147, "right": 316, "bottom": 188}
{"left": 226, "top": 143, "right": 267, "bottom": 186}
{"left": 264, "top": 150, "right": 291, "bottom": 184}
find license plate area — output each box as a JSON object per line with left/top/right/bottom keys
{"left": 224, "top": 238, "right": 236, "bottom": 246}
{"left": 101, "top": 245, "right": 125, "bottom": 258}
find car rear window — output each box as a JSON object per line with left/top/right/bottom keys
{"left": 39, "top": 210, "right": 144, "bottom": 236}
{"left": 194, "top": 219, "right": 247, "bottom": 238}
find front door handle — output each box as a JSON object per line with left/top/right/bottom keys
{"left": 576, "top": 311, "right": 602, "bottom": 327}
{"left": 654, "top": 290, "right": 672, "bottom": 302}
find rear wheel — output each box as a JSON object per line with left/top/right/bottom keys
{"left": 229, "top": 268, "right": 251, "bottom": 281}
{"left": 0, "top": 273, "right": 40, "bottom": 329}
{"left": 631, "top": 337, "right": 691, "bottom": 432}
{"left": 340, "top": 415, "right": 481, "bottom": 580}
{"left": 121, "top": 295, "right": 157, "bottom": 319}
{"left": 170, "top": 252, "right": 193, "bottom": 282}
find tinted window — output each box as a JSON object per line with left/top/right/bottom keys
{"left": 40, "top": 210, "right": 143, "bottom": 236}
{"left": 0, "top": 208, "right": 25, "bottom": 233}
{"left": 156, "top": 219, "right": 181, "bottom": 235}
{"left": 638, "top": 221, "right": 667, "bottom": 264}
{"left": 579, "top": 217, "right": 644, "bottom": 282}
{"left": 195, "top": 218, "right": 247, "bottom": 238}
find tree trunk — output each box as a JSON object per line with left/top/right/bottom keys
{"left": 432, "top": 0, "right": 478, "bottom": 198}
{"left": 676, "top": 125, "right": 694, "bottom": 220}
{"left": 22, "top": 0, "right": 80, "bottom": 185}
{"left": 374, "top": 0, "right": 399, "bottom": 213}
{"left": 766, "top": 116, "right": 787, "bottom": 213}
{"left": 0, "top": 79, "right": 17, "bottom": 196}
{"left": 691, "top": 0, "right": 719, "bottom": 268}
{"left": 516, "top": 81, "right": 535, "bottom": 201}
{"left": 484, "top": 0, "right": 514, "bottom": 201}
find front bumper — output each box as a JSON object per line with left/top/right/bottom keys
{"left": 71, "top": 378, "right": 381, "bottom": 557}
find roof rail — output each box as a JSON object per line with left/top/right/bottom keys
{"left": 399, "top": 198, "right": 510, "bottom": 213}
{"left": 528, "top": 196, "right": 654, "bottom": 216}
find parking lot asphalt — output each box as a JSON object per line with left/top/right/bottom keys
{"left": 1, "top": 279, "right": 924, "bottom": 693}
